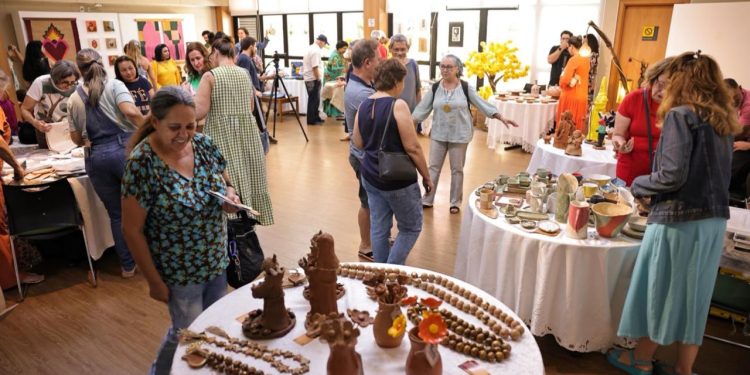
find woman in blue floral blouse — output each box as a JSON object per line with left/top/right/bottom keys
{"left": 121, "top": 86, "right": 241, "bottom": 375}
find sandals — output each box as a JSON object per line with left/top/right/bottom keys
{"left": 357, "top": 249, "right": 374, "bottom": 262}
{"left": 450, "top": 206, "right": 460, "bottom": 214}
{"left": 606, "top": 349, "right": 653, "bottom": 375}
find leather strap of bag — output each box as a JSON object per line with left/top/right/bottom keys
{"left": 377, "top": 99, "right": 396, "bottom": 152}
{"left": 643, "top": 89, "right": 654, "bottom": 168}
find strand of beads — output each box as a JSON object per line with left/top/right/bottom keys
{"left": 203, "top": 349, "right": 266, "bottom": 375}
{"left": 406, "top": 304, "right": 511, "bottom": 363}
{"left": 180, "top": 329, "right": 311, "bottom": 374}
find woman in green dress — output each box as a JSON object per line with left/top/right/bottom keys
{"left": 194, "top": 36, "right": 274, "bottom": 225}
{"left": 323, "top": 41, "right": 348, "bottom": 117}
{"left": 183, "top": 42, "right": 213, "bottom": 95}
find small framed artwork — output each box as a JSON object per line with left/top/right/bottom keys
{"left": 448, "top": 22, "right": 463, "bottom": 47}
{"left": 85, "top": 20, "right": 97, "bottom": 33}
{"left": 89, "top": 39, "right": 99, "bottom": 49}
{"left": 107, "top": 55, "right": 118, "bottom": 66}
{"left": 105, "top": 38, "right": 117, "bottom": 49}
{"left": 103, "top": 21, "right": 115, "bottom": 32}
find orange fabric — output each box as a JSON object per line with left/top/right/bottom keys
{"left": 0, "top": 107, "right": 15, "bottom": 289}
{"left": 556, "top": 54, "right": 590, "bottom": 131}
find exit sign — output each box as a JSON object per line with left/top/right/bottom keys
{"left": 642, "top": 26, "right": 659, "bottom": 41}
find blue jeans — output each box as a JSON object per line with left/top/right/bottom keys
{"left": 305, "top": 79, "right": 322, "bottom": 123}
{"left": 84, "top": 134, "right": 135, "bottom": 270}
{"left": 151, "top": 272, "right": 228, "bottom": 375}
{"left": 362, "top": 179, "right": 423, "bottom": 264}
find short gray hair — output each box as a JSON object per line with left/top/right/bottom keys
{"left": 370, "top": 30, "right": 385, "bottom": 40}
{"left": 50, "top": 60, "right": 80, "bottom": 84}
{"left": 444, "top": 54, "right": 463, "bottom": 77}
{"left": 389, "top": 34, "right": 410, "bottom": 48}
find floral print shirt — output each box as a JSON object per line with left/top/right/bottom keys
{"left": 122, "top": 133, "right": 229, "bottom": 286}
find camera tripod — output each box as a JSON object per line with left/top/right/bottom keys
{"left": 262, "top": 53, "right": 309, "bottom": 142}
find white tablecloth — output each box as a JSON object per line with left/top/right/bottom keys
{"left": 454, "top": 193, "right": 641, "bottom": 352}
{"left": 264, "top": 79, "right": 309, "bottom": 115}
{"left": 486, "top": 98, "right": 558, "bottom": 152}
{"left": 526, "top": 138, "right": 618, "bottom": 178}
{"left": 172, "top": 263, "right": 544, "bottom": 374}
{"left": 5, "top": 150, "right": 114, "bottom": 260}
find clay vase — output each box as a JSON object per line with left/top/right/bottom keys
{"left": 326, "top": 342, "right": 363, "bottom": 375}
{"left": 372, "top": 302, "right": 405, "bottom": 348}
{"left": 405, "top": 327, "right": 442, "bottom": 375}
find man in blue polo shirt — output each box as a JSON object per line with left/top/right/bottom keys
{"left": 344, "top": 39, "right": 382, "bottom": 260}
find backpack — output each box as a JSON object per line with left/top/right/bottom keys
{"left": 431, "top": 79, "right": 472, "bottom": 119}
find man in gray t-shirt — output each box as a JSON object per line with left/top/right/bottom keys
{"left": 343, "top": 39, "right": 381, "bottom": 260}
{"left": 389, "top": 34, "right": 421, "bottom": 112}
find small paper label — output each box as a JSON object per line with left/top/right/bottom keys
{"left": 293, "top": 333, "right": 315, "bottom": 345}
{"left": 425, "top": 344, "right": 440, "bottom": 367}
{"left": 459, "top": 359, "right": 490, "bottom": 375}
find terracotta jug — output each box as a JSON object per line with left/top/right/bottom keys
{"left": 372, "top": 302, "right": 405, "bottom": 348}
{"left": 405, "top": 327, "right": 442, "bottom": 375}
{"left": 326, "top": 342, "right": 363, "bottom": 375}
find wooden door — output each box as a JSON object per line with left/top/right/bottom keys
{"left": 607, "top": 0, "right": 687, "bottom": 110}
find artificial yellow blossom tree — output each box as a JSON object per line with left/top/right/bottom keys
{"left": 465, "top": 41, "right": 530, "bottom": 94}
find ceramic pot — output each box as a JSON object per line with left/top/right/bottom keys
{"left": 326, "top": 342, "right": 363, "bottom": 375}
{"left": 555, "top": 192, "right": 572, "bottom": 223}
{"left": 591, "top": 202, "right": 632, "bottom": 238}
{"left": 373, "top": 302, "right": 405, "bottom": 348}
{"left": 405, "top": 327, "right": 442, "bottom": 375}
{"left": 566, "top": 200, "right": 590, "bottom": 239}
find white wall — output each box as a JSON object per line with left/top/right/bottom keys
{"left": 666, "top": 2, "right": 748, "bottom": 85}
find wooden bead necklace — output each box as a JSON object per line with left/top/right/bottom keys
{"left": 179, "top": 328, "right": 311, "bottom": 374}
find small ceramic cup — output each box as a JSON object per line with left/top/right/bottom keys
{"left": 582, "top": 182, "right": 598, "bottom": 199}
{"left": 479, "top": 188, "right": 494, "bottom": 210}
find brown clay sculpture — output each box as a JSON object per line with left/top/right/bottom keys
{"left": 565, "top": 129, "right": 584, "bottom": 156}
{"left": 300, "top": 231, "right": 341, "bottom": 328}
{"left": 554, "top": 110, "right": 576, "bottom": 149}
{"left": 243, "top": 255, "right": 296, "bottom": 339}
{"left": 319, "top": 313, "right": 363, "bottom": 375}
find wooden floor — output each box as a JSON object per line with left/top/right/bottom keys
{"left": 0, "top": 116, "right": 747, "bottom": 374}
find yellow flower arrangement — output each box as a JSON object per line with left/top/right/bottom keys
{"left": 465, "top": 41, "right": 530, "bottom": 94}
{"left": 388, "top": 313, "right": 407, "bottom": 337}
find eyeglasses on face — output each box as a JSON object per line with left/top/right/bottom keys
{"left": 439, "top": 65, "right": 455, "bottom": 70}
{"left": 58, "top": 79, "right": 78, "bottom": 87}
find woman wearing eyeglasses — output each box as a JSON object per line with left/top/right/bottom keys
{"left": 612, "top": 57, "right": 673, "bottom": 186}
{"left": 19, "top": 60, "right": 80, "bottom": 148}
{"left": 412, "top": 55, "right": 517, "bottom": 214}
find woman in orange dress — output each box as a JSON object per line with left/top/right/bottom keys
{"left": 556, "top": 36, "right": 590, "bottom": 131}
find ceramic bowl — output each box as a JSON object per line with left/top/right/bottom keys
{"left": 589, "top": 174, "right": 612, "bottom": 187}
{"left": 591, "top": 202, "right": 632, "bottom": 238}
{"left": 628, "top": 215, "right": 648, "bottom": 232}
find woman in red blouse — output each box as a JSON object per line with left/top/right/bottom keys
{"left": 613, "top": 57, "right": 674, "bottom": 186}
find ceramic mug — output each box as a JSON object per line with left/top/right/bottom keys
{"left": 582, "top": 182, "right": 598, "bottom": 198}
{"left": 566, "top": 200, "right": 590, "bottom": 239}
{"left": 479, "top": 188, "right": 494, "bottom": 210}
{"left": 546, "top": 192, "right": 558, "bottom": 213}
{"left": 535, "top": 168, "right": 550, "bottom": 180}
{"left": 531, "top": 181, "right": 548, "bottom": 197}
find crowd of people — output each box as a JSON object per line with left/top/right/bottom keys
{"left": 0, "top": 24, "right": 747, "bottom": 375}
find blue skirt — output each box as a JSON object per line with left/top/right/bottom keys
{"left": 617, "top": 217, "right": 726, "bottom": 345}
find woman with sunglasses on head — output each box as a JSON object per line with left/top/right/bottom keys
{"left": 412, "top": 54, "right": 517, "bottom": 214}
{"left": 115, "top": 55, "right": 154, "bottom": 115}
{"left": 124, "top": 39, "right": 158, "bottom": 89}
{"left": 19, "top": 60, "right": 80, "bottom": 148}
{"left": 608, "top": 51, "right": 741, "bottom": 375}
{"left": 68, "top": 49, "right": 149, "bottom": 279}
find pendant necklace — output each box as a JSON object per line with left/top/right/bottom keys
{"left": 443, "top": 85, "right": 456, "bottom": 113}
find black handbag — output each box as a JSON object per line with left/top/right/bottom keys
{"left": 226, "top": 210, "right": 264, "bottom": 288}
{"left": 377, "top": 100, "right": 417, "bottom": 183}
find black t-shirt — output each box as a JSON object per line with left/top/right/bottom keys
{"left": 124, "top": 76, "right": 152, "bottom": 114}
{"left": 548, "top": 45, "right": 570, "bottom": 86}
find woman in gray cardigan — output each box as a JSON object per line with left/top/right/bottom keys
{"left": 412, "top": 55, "right": 517, "bottom": 213}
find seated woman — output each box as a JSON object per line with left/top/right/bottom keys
{"left": 122, "top": 86, "right": 242, "bottom": 374}
{"left": 352, "top": 58, "right": 432, "bottom": 264}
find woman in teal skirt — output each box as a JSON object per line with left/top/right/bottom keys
{"left": 607, "top": 51, "right": 741, "bottom": 375}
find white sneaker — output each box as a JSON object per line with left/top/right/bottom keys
{"left": 121, "top": 265, "right": 138, "bottom": 278}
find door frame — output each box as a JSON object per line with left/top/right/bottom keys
{"left": 608, "top": 0, "right": 688, "bottom": 109}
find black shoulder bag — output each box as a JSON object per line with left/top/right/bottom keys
{"left": 377, "top": 99, "right": 417, "bottom": 183}
{"left": 226, "top": 209, "right": 264, "bottom": 288}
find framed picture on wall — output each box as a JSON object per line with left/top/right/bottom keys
{"left": 108, "top": 55, "right": 118, "bottom": 66}
{"left": 448, "top": 22, "right": 463, "bottom": 47}
{"left": 136, "top": 19, "right": 186, "bottom": 60}
{"left": 103, "top": 21, "right": 115, "bottom": 32}
{"left": 105, "top": 38, "right": 117, "bottom": 49}
{"left": 23, "top": 18, "right": 82, "bottom": 63}
{"left": 89, "top": 39, "right": 99, "bottom": 49}
{"left": 85, "top": 20, "right": 97, "bottom": 32}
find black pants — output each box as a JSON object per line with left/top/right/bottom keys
{"left": 305, "top": 79, "right": 322, "bottom": 123}
{"left": 730, "top": 150, "right": 750, "bottom": 198}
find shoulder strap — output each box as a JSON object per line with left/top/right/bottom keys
{"left": 378, "top": 98, "right": 397, "bottom": 151}
{"left": 643, "top": 89, "right": 654, "bottom": 168}
{"left": 431, "top": 80, "right": 440, "bottom": 106}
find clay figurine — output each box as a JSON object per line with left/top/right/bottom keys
{"left": 565, "top": 130, "right": 584, "bottom": 156}
{"left": 543, "top": 133, "right": 551, "bottom": 144}
{"left": 300, "top": 231, "right": 341, "bottom": 328}
{"left": 319, "top": 313, "right": 364, "bottom": 375}
{"left": 243, "top": 255, "right": 296, "bottom": 339}
{"left": 553, "top": 110, "right": 576, "bottom": 149}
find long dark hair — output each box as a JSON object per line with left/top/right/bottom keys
{"left": 211, "top": 35, "right": 235, "bottom": 59}
{"left": 76, "top": 49, "right": 107, "bottom": 106}
{"left": 129, "top": 86, "right": 195, "bottom": 150}
{"left": 113, "top": 55, "right": 138, "bottom": 82}
{"left": 22, "top": 41, "right": 50, "bottom": 83}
